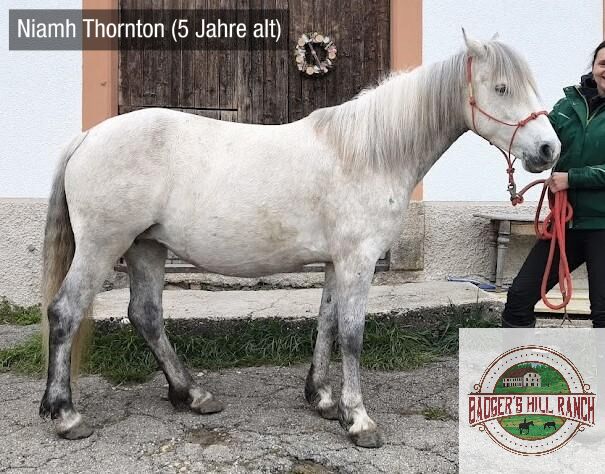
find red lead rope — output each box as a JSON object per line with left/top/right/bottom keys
{"left": 534, "top": 185, "right": 574, "bottom": 310}
{"left": 509, "top": 180, "right": 573, "bottom": 311}
{"left": 465, "top": 55, "right": 574, "bottom": 312}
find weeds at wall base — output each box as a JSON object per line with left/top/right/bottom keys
{"left": 0, "top": 303, "right": 498, "bottom": 384}
{"left": 0, "top": 298, "right": 41, "bottom": 326}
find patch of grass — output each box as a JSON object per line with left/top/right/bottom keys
{"left": 0, "top": 298, "right": 41, "bottom": 325}
{"left": 0, "top": 333, "right": 44, "bottom": 374}
{"left": 362, "top": 302, "right": 498, "bottom": 371}
{"left": 0, "top": 320, "right": 317, "bottom": 383}
{"left": 422, "top": 406, "right": 453, "bottom": 421}
{"left": 85, "top": 320, "right": 317, "bottom": 383}
{"left": 0, "top": 302, "right": 499, "bottom": 384}
{"left": 87, "top": 329, "right": 158, "bottom": 383}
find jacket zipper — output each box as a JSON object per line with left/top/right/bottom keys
{"left": 589, "top": 104, "right": 605, "bottom": 124}
{"left": 570, "top": 86, "right": 588, "bottom": 229}
{"left": 574, "top": 86, "right": 590, "bottom": 125}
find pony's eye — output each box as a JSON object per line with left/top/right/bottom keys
{"left": 495, "top": 84, "right": 508, "bottom": 95}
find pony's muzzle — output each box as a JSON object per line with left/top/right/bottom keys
{"left": 539, "top": 142, "right": 555, "bottom": 163}
{"left": 526, "top": 140, "right": 560, "bottom": 172}
{"left": 539, "top": 138, "right": 561, "bottom": 164}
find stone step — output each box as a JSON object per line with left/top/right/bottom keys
{"left": 93, "top": 281, "right": 501, "bottom": 325}
{"left": 491, "top": 289, "right": 591, "bottom": 315}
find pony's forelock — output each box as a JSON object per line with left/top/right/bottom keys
{"left": 483, "top": 41, "right": 538, "bottom": 101}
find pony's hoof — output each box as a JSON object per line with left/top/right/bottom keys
{"left": 350, "top": 429, "right": 384, "bottom": 448}
{"left": 191, "top": 395, "right": 225, "bottom": 415}
{"left": 57, "top": 420, "right": 94, "bottom": 440}
{"left": 318, "top": 403, "right": 339, "bottom": 420}
{"left": 39, "top": 397, "right": 51, "bottom": 419}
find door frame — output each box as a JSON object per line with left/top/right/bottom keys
{"left": 82, "top": 0, "right": 423, "bottom": 199}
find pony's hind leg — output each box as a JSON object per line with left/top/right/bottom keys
{"left": 125, "top": 240, "right": 224, "bottom": 415}
{"left": 40, "top": 242, "right": 129, "bottom": 439}
{"left": 305, "top": 263, "right": 339, "bottom": 419}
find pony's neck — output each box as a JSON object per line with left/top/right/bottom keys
{"left": 312, "top": 52, "right": 469, "bottom": 184}
{"left": 399, "top": 54, "right": 470, "bottom": 180}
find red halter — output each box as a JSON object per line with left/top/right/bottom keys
{"left": 466, "top": 56, "right": 548, "bottom": 204}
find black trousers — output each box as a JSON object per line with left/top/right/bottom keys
{"left": 501, "top": 229, "right": 605, "bottom": 328}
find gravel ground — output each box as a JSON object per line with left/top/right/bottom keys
{"left": 0, "top": 346, "right": 458, "bottom": 473}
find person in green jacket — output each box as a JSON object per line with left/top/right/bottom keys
{"left": 502, "top": 40, "right": 605, "bottom": 328}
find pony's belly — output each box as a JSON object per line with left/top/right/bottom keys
{"left": 146, "top": 224, "right": 330, "bottom": 277}
{"left": 175, "top": 246, "right": 328, "bottom": 277}
{"left": 186, "top": 257, "right": 322, "bottom": 277}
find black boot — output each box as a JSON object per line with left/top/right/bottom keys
{"left": 501, "top": 317, "right": 536, "bottom": 328}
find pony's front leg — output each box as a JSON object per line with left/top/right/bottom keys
{"left": 305, "top": 263, "right": 338, "bottom": 419}
{"left": 335, "top": 257, "right": 384, "bottom": 448}
{"left": 125, "top": 240, "right": 224, "bottom": 416}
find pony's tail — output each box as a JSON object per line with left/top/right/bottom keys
{"left": 41, "top": 132, "right": 92, "bottom": 378}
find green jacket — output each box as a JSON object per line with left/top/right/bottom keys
{"left": 549, "top": 85, "right": 605, "bottom": 229}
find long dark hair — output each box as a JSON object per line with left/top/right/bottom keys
{"left": 592, "top": 41, "right": 605, "bottom": 66}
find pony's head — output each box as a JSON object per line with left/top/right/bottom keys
{"left": 461, "top": 30, "right": 560, "bottom": 172}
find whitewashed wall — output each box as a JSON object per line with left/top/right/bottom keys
{"left": 1, "top": 1, "right": 600, "bottom": 200}
{"left": 423, "top": 0, "right": 603, "bottom": 201}
{"left": 0, "top": 0, "right": 82, "bottom": 198}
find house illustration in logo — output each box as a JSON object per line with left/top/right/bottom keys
{"left": 501, "top": 367, "right": 541, "bottom": 388}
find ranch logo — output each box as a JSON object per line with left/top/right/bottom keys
{"left": 468, "top": 345, "right": 595, "bottom": 455}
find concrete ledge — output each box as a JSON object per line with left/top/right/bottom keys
{"left": 94, "top": 281, "right": 502, "bottom": 328}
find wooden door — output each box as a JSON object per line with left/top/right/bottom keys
{"left": 118, "top": 0, "right": 390, "bottom": 123}
{"left": 117, "top": 0, "right": 390, "bottom": 272}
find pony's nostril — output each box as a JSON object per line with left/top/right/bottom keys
{"left": 539, "top": 143, "right": 553, "bottom": 161}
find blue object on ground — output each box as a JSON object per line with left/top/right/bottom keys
{"left": 446, "top": 276, "right": 497, "bottom": 292}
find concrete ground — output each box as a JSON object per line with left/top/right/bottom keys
{"left": 0, "top": 360, "right": 458, "bottom": 474}
{"left": 0, "top": 281, "right": 590, "bottom": 473}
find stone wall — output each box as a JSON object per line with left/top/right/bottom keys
{"left": 0, "top": 199, "right": 587, "bottom": 306}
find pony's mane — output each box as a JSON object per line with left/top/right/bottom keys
{"left": 311, "top": 40, "right": 538, "bottom": 174}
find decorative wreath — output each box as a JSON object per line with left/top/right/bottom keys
{"left": 295, "top": 32, "right": 337, "bottom": 76}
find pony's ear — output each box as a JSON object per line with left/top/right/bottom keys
{"left": 462, "top": 28, "right": 486, "bottom": 58}
{"left": 490, "top": 32, "right": 500, "bottom": 41}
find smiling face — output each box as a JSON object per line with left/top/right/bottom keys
{"left": 592, "top": 47, "right": 605, "bottom": 96}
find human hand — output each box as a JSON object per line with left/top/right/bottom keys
{"left": 547, "top": 172, "right": 569, "bottom": 193}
